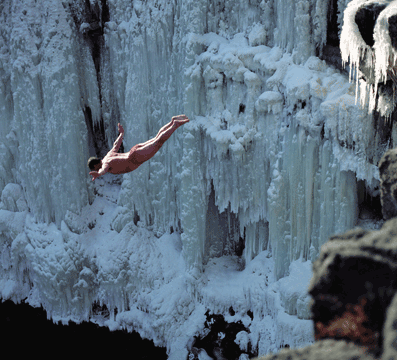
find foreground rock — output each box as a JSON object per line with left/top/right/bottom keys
{"left": 255, "top": 339, "right": 375, "bottom": 360}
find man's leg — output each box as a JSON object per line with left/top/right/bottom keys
{"left": 130, "top": 115, "right": 189, "bottom": 163}
{"left": 153, "top": 119, "right": 175, "bottom": 140}
{"left": 144, "top": 115, "right": 188, "bottom": 146}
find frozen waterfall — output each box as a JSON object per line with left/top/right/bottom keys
{"left": 0, "top": 0, "right": 393, "bottom": 358}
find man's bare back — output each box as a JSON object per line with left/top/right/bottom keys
{"left": 88, "top": 115, "right": 189, "bottom": 181}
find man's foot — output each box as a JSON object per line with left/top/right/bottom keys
{"left": 172, "top": 114, "right": 190, "bottom": 126}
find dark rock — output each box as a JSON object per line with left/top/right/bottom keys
{"left": 382, "top": 292, "right": 397, "bottom": 360}
{"left": 308, "top": 221, "right": 397, "bottom": 355}
{"left": 379, "top": 148, "right": 397, "bottom": 220}
{"left": 355, "top": 3, "right": 387, "bottom": 47}
{"left": 389, "top": 14, "right": 397, "bottom": 50}
{"left": 190, "top": 312, "right": 254, "bottom": 360}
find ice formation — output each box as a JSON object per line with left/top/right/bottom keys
{"left": 340, "top": 0, "right": 397, "bottom": 117}
{"left": 0, "top": 0, "right": 393, "bottom": 359}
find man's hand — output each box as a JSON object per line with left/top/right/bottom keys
{"left": 118, "top": 123, "right": 124, "bottom": 135}
{"left": 89, "top": 171, "right": 100, "bottom": 181}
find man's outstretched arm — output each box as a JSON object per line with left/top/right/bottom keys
{"left": 89, "top": 124, "right": 124, "bottom": 181}
{"left": 111, "top": 123, "right": 124, "bottom": 153}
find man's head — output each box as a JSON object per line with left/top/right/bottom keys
{"left": 87, "top": 157, "right": 102, "bottom": 171}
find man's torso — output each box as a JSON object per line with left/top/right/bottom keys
{"left": 103, "top": 152, "right": 141, "bottom": 175}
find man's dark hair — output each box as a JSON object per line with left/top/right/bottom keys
{"left": 87, "top": 157, "right": 101, "bottom": 170}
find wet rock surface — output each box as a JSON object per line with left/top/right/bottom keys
{"left": 254, "top": 148, "right": 397, "bottom": 359}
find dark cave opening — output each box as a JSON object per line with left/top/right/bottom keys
{"left": 0, "top": 299, "right": 167, "bottom": 359}
{"left": 326, "top": 0, "right": 339, "bottom": 48}
{"left": 319, "top": 0, "right": 343, "bottom": 71}
{"left": 205, "top": 182, "right": 245, "bottom": 264}
{"left": 356, "top": 180, "right": 383, "bottom": 223}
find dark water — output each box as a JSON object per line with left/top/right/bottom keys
{"left": 0, "top": 299, "right": 167, "bottom": 359}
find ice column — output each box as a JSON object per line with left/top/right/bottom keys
{"left": 0, "top": 0, "right": 103, "bottom": 226}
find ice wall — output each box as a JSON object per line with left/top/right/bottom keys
{"left": 107, "top": 0, "right": 382, "bottom": 279}
{"left": 0, "top": 0, "right": 380, "bottom": 277}
{"left": 0, "top": 0, "right": 394, "bottom": 357}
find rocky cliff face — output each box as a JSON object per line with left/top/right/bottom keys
{"left": 254, "top": 147, "right": 397, "bottom": 359}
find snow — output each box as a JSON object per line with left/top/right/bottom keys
{"left": 0, "top": 183, "right": 28, "bottom": 212}
{"left": 0, "top": 0, "right": 390, "bottom": 358}
{"left": 255, "top": 91, "right": 284, "bottom": 114}
{"left": 0, "top": 182, "right": 313, "bottom": 358}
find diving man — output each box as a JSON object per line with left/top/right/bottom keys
{"left": 87, "top": 115, "right": 189, "bottom": 181}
